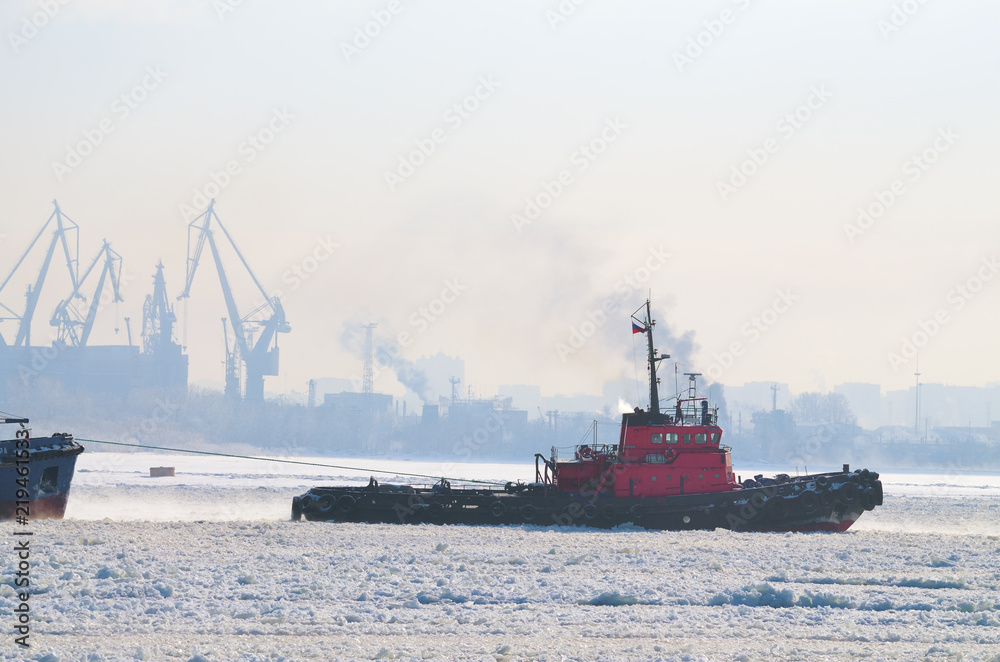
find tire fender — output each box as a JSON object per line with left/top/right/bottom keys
{"left": 766, "top": 495, "right": 789, "bottom": 521}
{"left": 336, "top": 494, "right": 356, "bottom": 514}
{"left": 838, "top": 482, "right": 859, "bottom": 504}
{"left": 799, "top": 490, "right": 820, "bottom": 514}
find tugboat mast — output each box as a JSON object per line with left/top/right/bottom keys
{"left": 645, "top": 300, "right": 660, "bottom": 416}
{"left": 634, "top": 299, "right": 668, "bottom": 416}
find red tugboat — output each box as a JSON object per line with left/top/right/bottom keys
{"left": 293, "top": 300, "right": 883, "bottom": 531}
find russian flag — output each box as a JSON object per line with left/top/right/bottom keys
{"left": 632, "top": 321, "right": 646, "bottom": 334}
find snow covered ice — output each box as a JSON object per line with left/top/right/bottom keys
{"left": 2, "top": 454, "right": 999, "bottom": 661}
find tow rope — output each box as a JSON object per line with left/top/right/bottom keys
{"left": 75, "top": 438, "right": 507, "bottom": 486}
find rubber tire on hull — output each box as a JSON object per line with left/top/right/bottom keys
{"left": 563, "top": 503, "right": 583, "bottom": 521}
{"left": 490, "top": 501, "right": 506, "bottom": 519}
{"left": 316, "top": 495, "right": 336, "bottom": 514}
{"left": 520, "top": 504, "right": 536, "bottom": 522}
{"left": 837, "top": 482, "right": 859, "bottom": 505}
{"left": 766, "top": 495, "right": 789, "bottom": 521}
{"left": 798, "top": 490, "right": 820, "bottom": 515}
{"left": 336, "top": 495, "right": 356, "bottom": 514}
{"left": 601, "top": 504, "right": 617, "bottom": 521}
{"left": 630, "top": 504, "right": 646, "bottom": 522}
{"left": 583, "top": 504, "right": 598, "bottom": 521}
{"left": 746, "top": 493, "right": 767, "bottom": 521}
{"left": 715, "top": 499, "right": 735, "bottom": 525}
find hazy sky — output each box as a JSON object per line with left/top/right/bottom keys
{"left": 1, "top": 0, "right": 998, "bottom": 403}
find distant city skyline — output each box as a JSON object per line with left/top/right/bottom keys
{"left": 255, "top": 347, "right": 1000, "bottom": 433}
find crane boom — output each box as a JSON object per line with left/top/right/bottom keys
{"left": 205, "top": 225, "right": 250, "bottom": 359}
{"left": 79, "top": 245, "right": 123, "bottom": 346}
{"left": 50, "top": 241, "right": 123, "bottom": 347}
{"left": 17, "top": 238, "right": 59, "bottom": 347}
{"left": 0, "top": 201, "right": 80, "bottom": 347}
{"left": 0, "top": 201, "right": 79, "bottom": 299}
{"left": 177, "top": 199, "right": 289, "bottom": 401}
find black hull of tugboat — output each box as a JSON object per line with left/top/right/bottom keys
{"left": 0, "top": 433, "right": 84, "bottom": 521}
{"left": 293, "top": 467, "right": 883, "bottom": 533}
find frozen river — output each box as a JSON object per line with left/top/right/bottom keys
{"left": 2, "top": 452, "right": 999, "bottom": 661}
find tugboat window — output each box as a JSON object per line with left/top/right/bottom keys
{"left": 695, "top": 434, "right": 707, "bottom": 444}
{"left": 650, "top": 433, "right": 663, "bottom": 444}
{"left": 683, "top": 434, "right": 692, "bottom": 444}
{"left": 645, "top": 453, "right": 668, "bottom": 464}
{"left": 711, "top": 433, "right": 721, "bottom": 444}
{"left": 665, "top": 433, "right": 678, "bottom": 444}
{"left": 40, "top": 466, "right": 59, "bottom": 493}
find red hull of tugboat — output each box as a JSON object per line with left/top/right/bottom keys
{"left": 0, "top": 493, "right": 70, "bottom": 521}
{"left": 292, "top": 300, "right": 884, "bottom": 532}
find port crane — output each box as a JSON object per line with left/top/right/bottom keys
{"left": 0, "top": 200, "right": 80, "bottom": 348}
{"left": 178, "top": 200, "right": 289, "bottom": 402}
{"left": 141, "top": 262, "right": 178, "bottom": 356}
{"left": 133, "top": 262, "right": 189, "bottom": 391}
{"left": 49, "top": 240, "right": 123, "bottom": 347}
